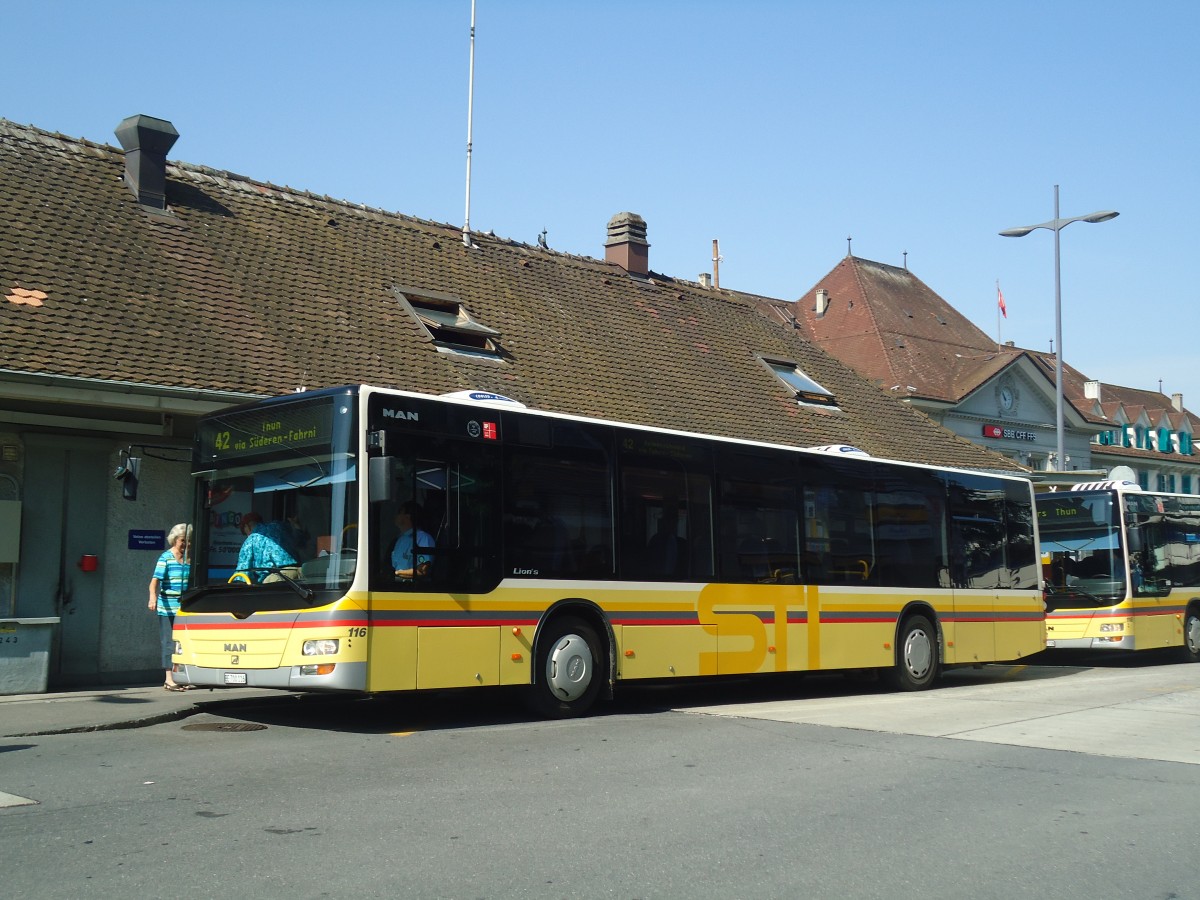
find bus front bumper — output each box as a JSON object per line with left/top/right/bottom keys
{"left": 175, "top": 660, "right": 367, "bottom": 692}
{"left": 1045, "top": 635, "right": 1137, "bottom": 651}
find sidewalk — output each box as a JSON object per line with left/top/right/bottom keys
{"left": 0, "top": 683, "right": 294, "bottom": 738}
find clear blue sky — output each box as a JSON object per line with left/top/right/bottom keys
{"left": 9, "top": 1, "right": 1199, "bottom": 408}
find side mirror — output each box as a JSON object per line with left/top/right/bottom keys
{"left": 1125, "top": 524, "right": 1143, "bottom": 553}
{"left": 368, "top": 456, "right": 395, "bottom": 503}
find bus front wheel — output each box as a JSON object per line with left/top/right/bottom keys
{"left": 528, "top": 616, "right": 604, "bottom": 719}
{"left": 1182, "top": 606, "right": 1200, "bottom": 663}
{"left": 884, "top": 614, "right": 939, "bottom": 691}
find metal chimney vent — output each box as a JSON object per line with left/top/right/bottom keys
{"left": 114, "top": 114, "right": 179, "bottom": 210}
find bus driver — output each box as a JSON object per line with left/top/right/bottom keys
{"left": 392, "top": 501, "right": 434, "bottom": 579}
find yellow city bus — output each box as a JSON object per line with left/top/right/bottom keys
{"left": 1039, "top": 480, "right": 1200, "bottom": 659}
{"left": 175, "top": 385, "right": 1045, "bottom": 716}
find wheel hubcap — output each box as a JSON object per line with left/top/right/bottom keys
{"left": 1187, "top": 615, "right": 1200, "bottom": 655}
{"left": 903, "top": 628, "right": 932, "bottom": 679}
{"left": 546, "top": 633, "right": 593, "bottom": 702}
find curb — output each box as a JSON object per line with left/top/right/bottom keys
{"left": 1, "top": 690, "right": 299, "bottom": 739}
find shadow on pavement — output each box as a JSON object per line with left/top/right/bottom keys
{"left": 197, "top": 659, "right": 1110, "bottom": 736}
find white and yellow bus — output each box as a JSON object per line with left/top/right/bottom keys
{"left": 1039, "top": 481, "right": 1200, "bottom": 659}
{"left": 175, "top": 385, "right": 1044, "bottom": 716}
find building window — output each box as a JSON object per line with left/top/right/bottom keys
{"left": 1182, "top": 433, "right": 1194, "bottom": 456}
{"left": 1138, "top": 471, "right": 1149, "bottom": 490}
{"left": 1183, "top": 475, "right": 1193, "bottom": 494}
{"left": 760, "top": 358, "right": 838, "bottom": 408}
{"left": 395, "top": 286, "right": 502, "bottom": 357}
{"left": 1159, "top": 428, "right": 1173, "bottom": 453}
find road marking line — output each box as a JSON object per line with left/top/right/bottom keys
{"left": 0, "top": 790, "right": 38, "bottom": 808}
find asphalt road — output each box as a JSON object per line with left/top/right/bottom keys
{"left": 3, "top": 654, "right": 1200, "bottom": 900}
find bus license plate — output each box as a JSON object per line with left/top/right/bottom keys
{"left": 224, "top": 672, "right": 248, "bottom": 685}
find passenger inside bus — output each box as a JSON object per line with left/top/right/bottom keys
{"left": 1048, "top": 552, "right": 1077, "bottom": 587}
{"left": 1073, "top": 553, "right": 1110, "bottom": 578}
{"left": 644, "top": 501, "right": 688, "bottom": 579}
{"left": 237, "top": 512, "right": 301, "bottom": 582}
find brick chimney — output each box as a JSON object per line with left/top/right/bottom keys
{"left": 605, "top": 212, "right": 649, "bottom": 276}
{"left": 114, "top": 114, "right": 179, "bottom": 211}
{"left": 815, "top": 288, "right": 830, "bottom": 318}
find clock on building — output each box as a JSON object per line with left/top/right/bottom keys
{"left": 997, "top": 378, "right": 1017, "bottom": 413}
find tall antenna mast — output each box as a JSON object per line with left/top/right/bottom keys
{"left": 462, "top": 0, "right": 477, "bottom": 248}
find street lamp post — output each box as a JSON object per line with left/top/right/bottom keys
{"left": 1000, "top": 186, "right": 1118, "bottom": 472}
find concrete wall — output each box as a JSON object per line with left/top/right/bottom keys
{"left": 99, "top": 446, "right": 192, "bottom": 681}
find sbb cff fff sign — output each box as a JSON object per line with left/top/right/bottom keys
{"left": 982, "top": 424, "right": 1037, "bottom": 442}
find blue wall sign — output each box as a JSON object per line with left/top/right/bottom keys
{"left": 129, "top": 530, "right": 165, "bottom": 551}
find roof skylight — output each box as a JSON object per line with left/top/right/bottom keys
{"left": 395, "top": 286, "right": 501, "bottom": 357}
{"left": 762, "top": 358, "right": 838, "bottom": 408}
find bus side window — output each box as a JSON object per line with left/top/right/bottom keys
{"left": 943, "top": 472, "right": 1007, "bottom": 589}
{"left": 872, "top": 467, "right": 946, "bottom": 589}
{"left": 370, "top": 440, "right": 502, "bottom": 593}
{"left": 503, "top": 422, "right": 613, "bottom": 579}
{"left": 802, "top": 456, "right": 886, "bottom": 585}
{"left": 716, "top": 448, "right": 799, "bottom": 584}
{"left": 617, "top": 433, "right": 714, "bottom": 583}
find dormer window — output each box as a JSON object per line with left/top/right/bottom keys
{"left": 395, "top": 286, "right": 501, "bottom": 357}
{"left": 761, "top": 357, "right": 838, "bottom": 408}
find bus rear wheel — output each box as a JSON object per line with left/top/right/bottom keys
{"left": 528, "top": 616, "right": 604, "bottom": 718}
{"left": 1182, "top": 606, "right": 1200, "bottom": 663}
{"left": 884, "top": 614, "right": 939, "bottom": 691}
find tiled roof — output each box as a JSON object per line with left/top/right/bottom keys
{"left": 769, "top": 253, "right": 1200, "bottom": 470}
{"left": 785, "top": 255, "right": 1200, "bottom": 422}
{"left": 1051, "top": 359, "right": 1199, "bottom": 435}
{"left": 786, "top": 256, "right": 1011, "bottom": 402}
{"left": 0, "top": 119, "right": 1024, "bottom": 472}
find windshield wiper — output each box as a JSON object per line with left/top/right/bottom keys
{"left": 1046, "top": 582, "right": 1110, "bottom": 606}
{"left": 261, "top": 566, "right": 315, "bottom": 602}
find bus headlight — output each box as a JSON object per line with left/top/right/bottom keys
{"left": 1099, "top": 623, "right": 1125, "bottom": 633}
{"left": 173, "top": 640, "right": 183, "bottom": 655}
{"left": 302, "top": 639, "right": 339, "bottom": 656}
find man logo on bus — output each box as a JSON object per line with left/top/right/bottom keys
{"left": 382, "top": 408, "right": 419, "bottom": 421}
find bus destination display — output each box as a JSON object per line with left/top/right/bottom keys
{"left": 198, "top": 398, "right": 335, "bottom": 464}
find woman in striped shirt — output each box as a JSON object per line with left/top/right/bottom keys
{"left": 148, "top": 522, "right": 192, "bottom": 691}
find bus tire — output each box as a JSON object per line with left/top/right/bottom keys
{"left": 884, "top": 613, "right": 939, "bottom": 691}
{"left": 528, "top": 616, "right": 604, "bottom": 718}
{"left": 1181, "top": 605, "right": 1200, "bottom": 663}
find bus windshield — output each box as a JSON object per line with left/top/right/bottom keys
{"left": 1036, "top": 491, "right": 1125, "bottom": 608}
{"left": 187, "top": 392, "right": 358, "bottom": 606}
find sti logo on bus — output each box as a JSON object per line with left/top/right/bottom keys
{"left": 382, "top": 408, "right": 419, "bottom": 422}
